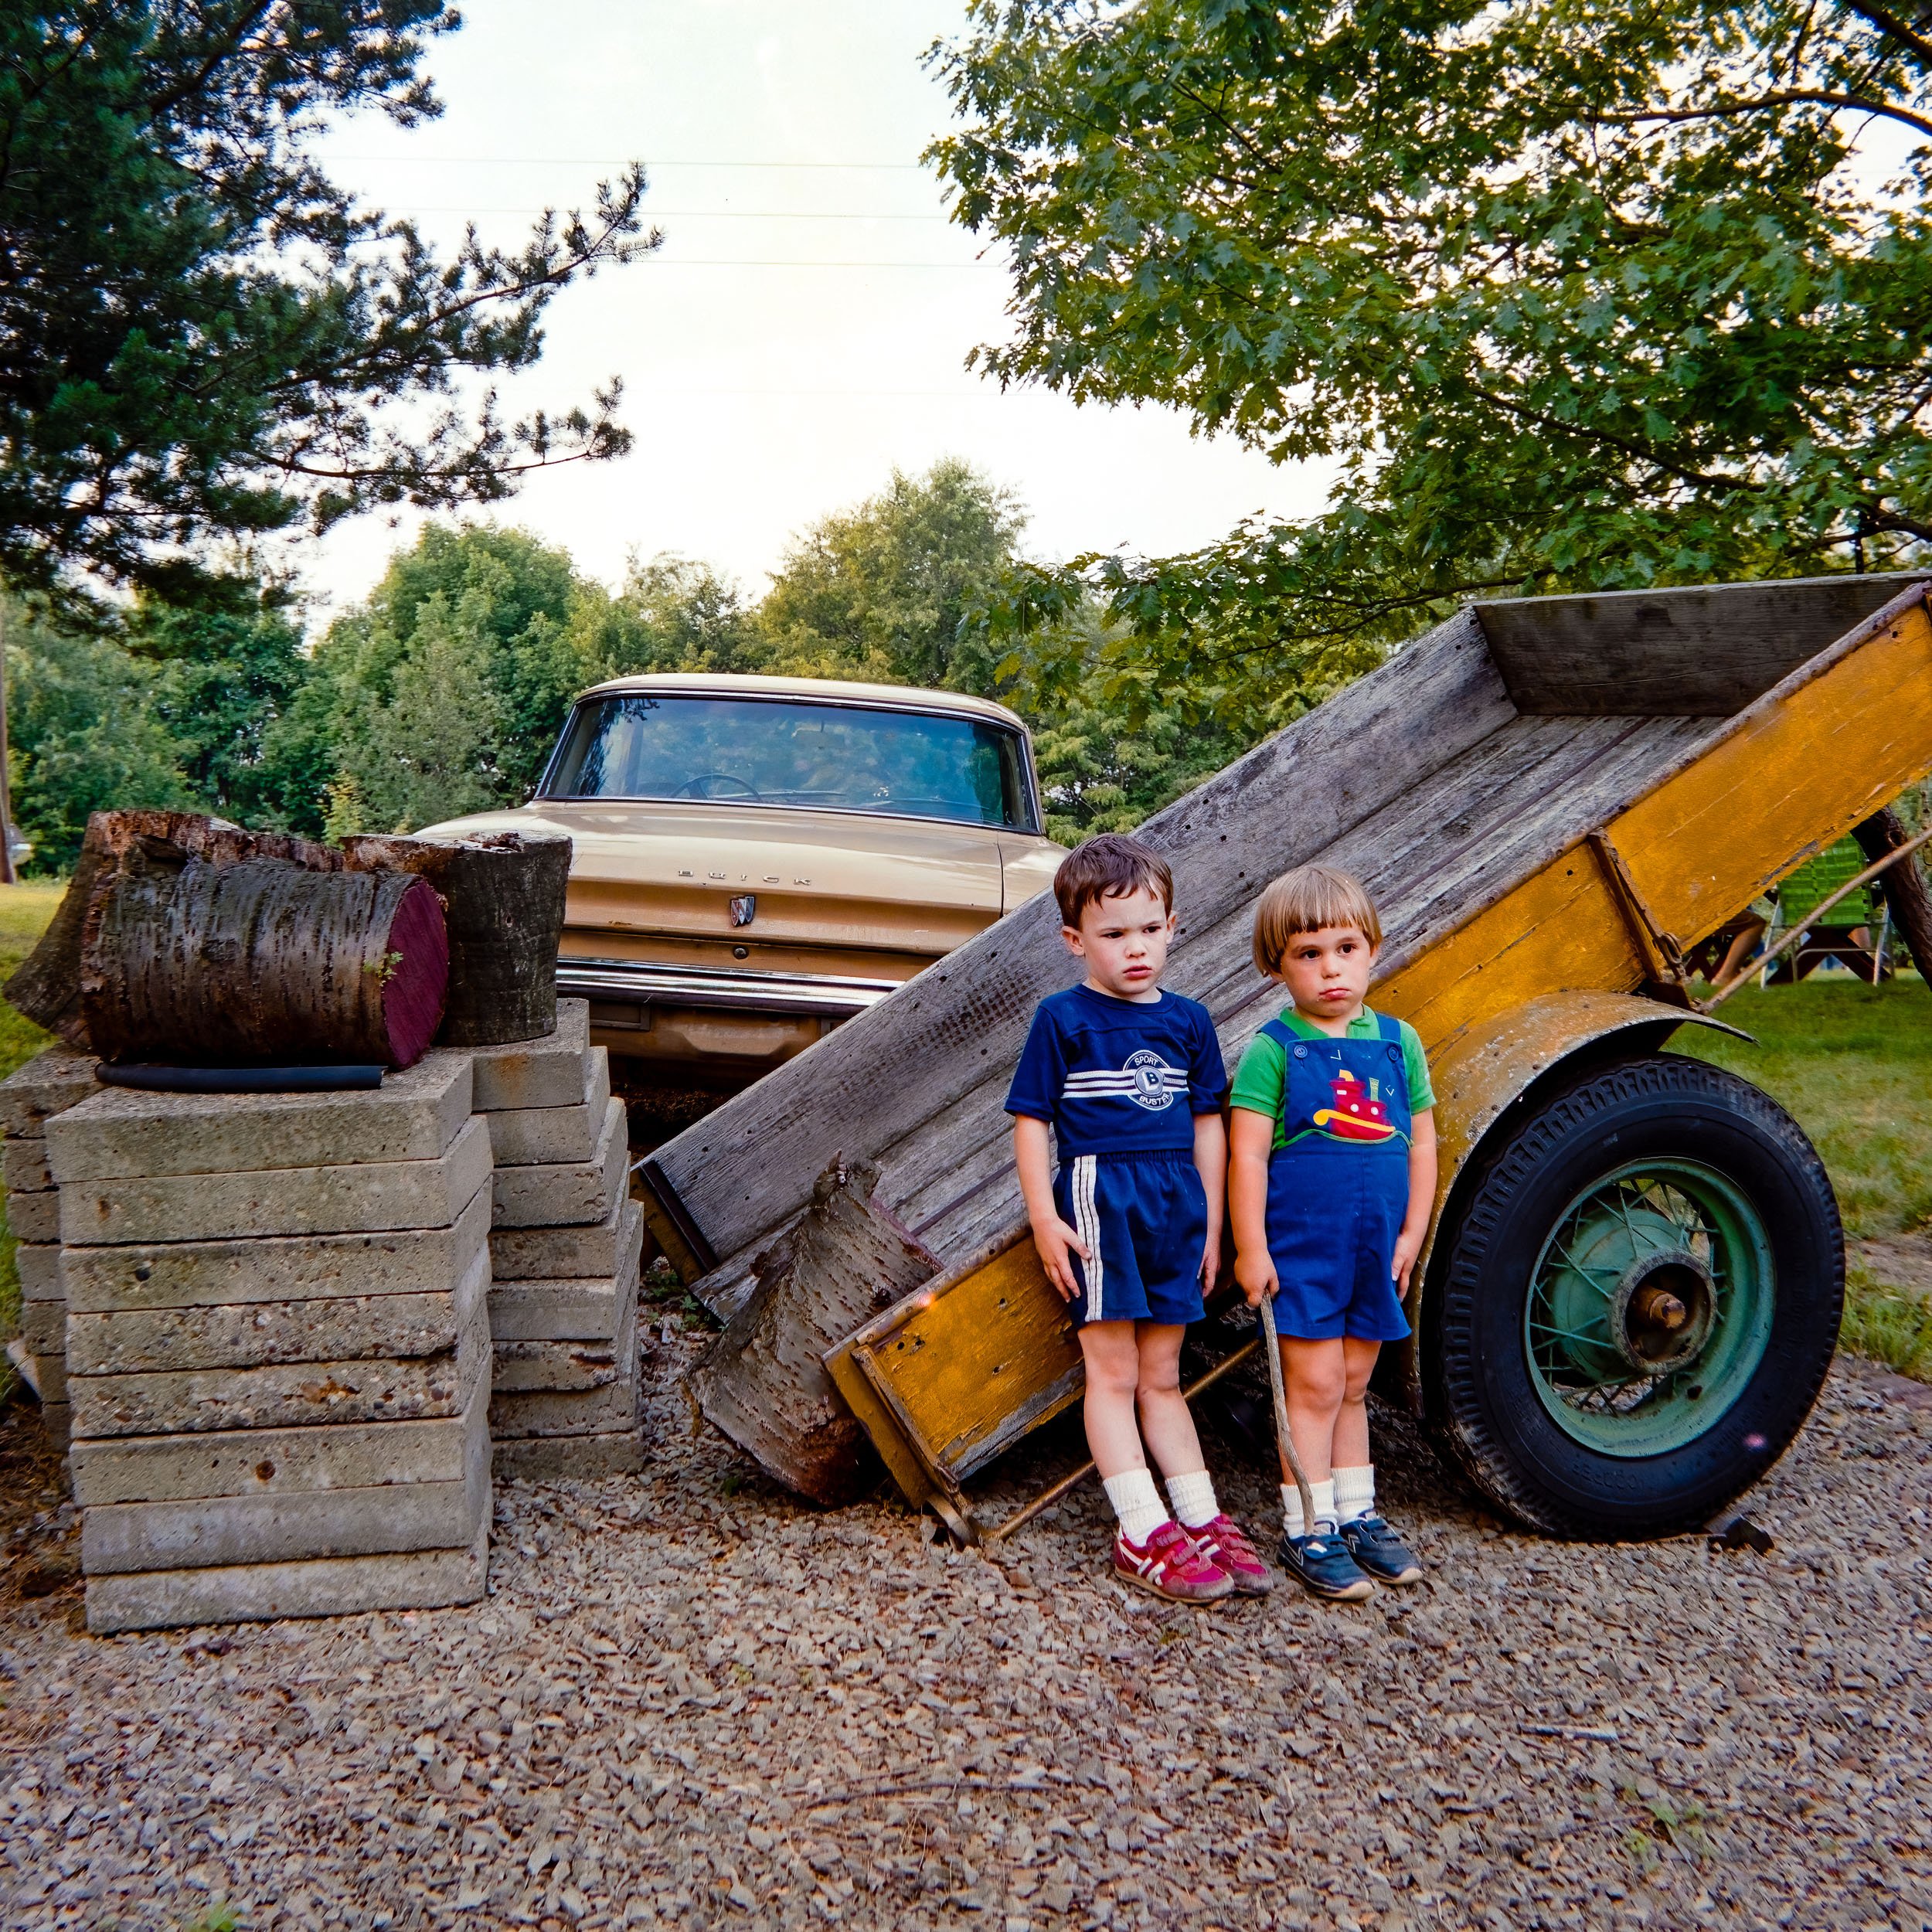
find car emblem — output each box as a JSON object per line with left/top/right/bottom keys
{"left": 730, "top": 893, "right": 757, "bottom": 928}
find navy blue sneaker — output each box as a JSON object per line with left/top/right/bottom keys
{"left": 1337, "top": 1512, "right": 1423, "bottom": 1586}
{"left": 1277, "top": 1528, "right": 1373, "bottom": 1603}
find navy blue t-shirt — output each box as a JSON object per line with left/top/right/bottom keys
{"left": 1005, "top": 985, "right": 1228, "bottom": 1156}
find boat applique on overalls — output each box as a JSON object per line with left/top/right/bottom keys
{"left": 1310, "top": 1066, "right": 1399, "bottom": 1145}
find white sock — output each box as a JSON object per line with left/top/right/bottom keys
{"left": 1333, "top": 1464, "right": 1376, "bottom": 1523}
{"left": 1282, "top": 1478, "right": 1337, "bottom": 1539}
{"left": 1102, "top": 1468, "right": 1169, "bottom": 1545}
{"left": 1165, "top": 1469, "right": 1219, "bottom": 1529}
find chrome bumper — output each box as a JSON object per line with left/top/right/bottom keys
{"left": 555, "top": 956, "right": 901, "bottom": 1019}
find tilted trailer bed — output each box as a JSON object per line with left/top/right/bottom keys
{"left": 641, "top": 572, "right": 1932, "bottom": 1539}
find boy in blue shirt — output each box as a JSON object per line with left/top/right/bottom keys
{"left": 1007, "top": 835, "right": 1270, "bottom": 1604}
{"left": 1230, "top": 864, "right": 1436, "bottom": 1601}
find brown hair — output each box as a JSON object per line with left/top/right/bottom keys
{"left": 1054, "top": 833, "right": 1175, "bottom": 928}
{"left": 1251, "top": 864, "right": 1383, "bottom": 975}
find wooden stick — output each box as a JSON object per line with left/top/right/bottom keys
{"left": 1260, "top": 1294, "right": 1318, "bottom": 1540}
{"left": 982, "top": 1336, "right": 1263, "bottom": 1543}
{"left": 1699, "top": 824, "right": 1932, "bottom": 1012}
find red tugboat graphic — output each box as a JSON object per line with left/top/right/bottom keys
{"left": 1311, "top": 1067, "right": 1398, "bottom": 1144}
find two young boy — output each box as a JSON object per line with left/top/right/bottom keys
{"left": 1007, "top": 835, "right": 1435, "bottom": 1604}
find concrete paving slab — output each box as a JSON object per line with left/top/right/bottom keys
{"left": 62, "top": 1113, "right": 491, "bottom": 1245}
{"left": 4, "top": 1134, "right": 53, "bottom": 1193}
{"left": 84, "top": 1515, "right": 488, "bottom": 1632}
{"left": 68, "top": 1274, "right": 481, "bottom": 1376}
{"left": 22, "top": 1298, "right": 63, "bottom": 1356}
{"left": 63, "top": 1181, "right": 490, "bottom": 1314}
{"left": 491, "top": 1286, "right": 635, "bottom": 1393}
{"left": 488, "top": 1366, "right": 640, "bottom": 1440}
{"left": 9, "top": 1186, "right": 59, "bottom": 1244}
{"left": 491, "top": 1098, "right": 624, "bottom": 1230}
{"left": 468, "top": 999, "right": 589, "bottom": 1112}
{"left": 36, "top": 1350, "right": 69, "bottom": 1404}
{"left": 43, "top": 1399, "right": 71, "bottom": 1449}
{"left": 47, "top": 1054, "right": 473, "bottom": 1184}
{"left": 71, "top": 1372, "right": 488, "bottom": 1505}
{"left": 485, "top": 1048, "right": 610, "bottom": 1167}
{"left": 493, "top": 1427, "right": 645, "bottom": 1481}
{"left": 70, "top": 1249, "right": 488, "bottom": 1437}
{"left": 16, "top": 1241, "right": 63, "bottom": 1302}
{"left": 81, "top": 1408, "right": 488, "bottom": 1573}
{"left": 0, "top": 1046, "right": 102, "bottom": 1139}
{"left": 489, "top": 1196, "right": 640, "bottom": 1283}
{"left": 487, "top": 1205, "right": 643, "bottom": 1341}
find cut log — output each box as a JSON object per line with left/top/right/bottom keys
{"left": 339, "top": 832, "right": 571, "bottom": 1046}
{"left": 80, "top": 856, "right": 449, "bottom": 1069}
{"left": 4, "top": 811, "right": 342, "bottom": 1049}
{"left": 1855, "top": 805, "right": 1932, "bottom": 986}
{"left": 688, "top": 1158, "right": 939, "bottom": 1505}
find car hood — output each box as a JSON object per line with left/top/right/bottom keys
{"left": 414, "top": 798, "right": 1009, "bottom": 913}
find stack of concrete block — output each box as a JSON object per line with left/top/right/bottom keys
{"left": 1, "top": 1047, "right": 104, "bottom": 1448}
{"left": 471, "top": 999, "right": 645, "bottom": 1478}
{"left": 49, "top": 1056, "right": 495, "bottom": 1634}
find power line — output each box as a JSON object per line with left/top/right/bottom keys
{"left": 328, "top": 155, "right": 929, "bottom": 169}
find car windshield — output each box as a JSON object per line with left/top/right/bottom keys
{"left": 543, "top": 693, "right": 1036, "bottom": 831}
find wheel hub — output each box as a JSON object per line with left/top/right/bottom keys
{"left": 1611, "top": 1250, "right": 1713, "bottom": 1371}
{"left": 1523, "top": 1159, "right": 1776, "bottom": 1458}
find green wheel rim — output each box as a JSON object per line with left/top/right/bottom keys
{"left": 1523, "top": 1158, "right": 1775, "bottom": 1458}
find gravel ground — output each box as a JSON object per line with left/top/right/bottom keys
{"left": 2, "top": 1321, "right": 1929, "bottom": 1932}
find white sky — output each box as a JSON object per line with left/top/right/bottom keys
{"left": 304, "top": 0, "right": 1328, "bottom": 624}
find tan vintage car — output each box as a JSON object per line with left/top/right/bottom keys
{"left": 420, "top": 672, "right": 1066, "bottom": 1082}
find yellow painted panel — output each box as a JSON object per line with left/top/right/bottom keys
{"left": 824, "top": 1343, "right": 943, "bottom": 1510}
{"left": 1611, "top": 604, "right": 1932, "bottom": 939}
{"left": 849, "top": 1240, "right": 1081, "bottom": 1483}
{"left": 1379, "top": 851, "right": 1644, "bottom": 1058}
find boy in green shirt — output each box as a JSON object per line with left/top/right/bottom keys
{"left": 1229, "top": 864, "right": 1437, "bottom": 1600}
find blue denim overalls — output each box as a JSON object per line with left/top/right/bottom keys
{"left": 1260, "top": 1010, "right": 1414, "bottom": 1342}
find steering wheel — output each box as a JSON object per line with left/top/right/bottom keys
{"left": 673, "top": 772, "right": 761, "bottom": 800}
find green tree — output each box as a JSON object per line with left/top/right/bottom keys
{"left": 0, "top": 2, "right": 653, "bottom": 607}
{"left": 4, "top": 604, "right": 196, "bottom": 872}
{"left": 759, "top": 458, "right": 1026, "bottom": 690}
{"left": 931, "top": 1, "right": 1932, "bottom": 649}
{"left": 125, "top": 580, "right": 312, "bottom": 826}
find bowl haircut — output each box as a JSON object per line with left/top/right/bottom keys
{"left": 1252, "top": 864, "right": 1384, "bottom": 977}
{"left": 1054, "top": 833, "right": 1175, "bottom": 929}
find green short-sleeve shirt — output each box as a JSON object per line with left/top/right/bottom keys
{"left": 1230, "top": 1006, "right": 1435, "bottom": 1149}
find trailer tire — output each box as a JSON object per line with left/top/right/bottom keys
{"left": 1426, "top": 1053, "right": 1842, "bottom": 1539}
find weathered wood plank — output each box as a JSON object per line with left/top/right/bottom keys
{"left": 1477, "top": 572, "right": 1929, "bottom": 716}
{"left": 660, "top": 608, "right": 1512, "bottom": 1263}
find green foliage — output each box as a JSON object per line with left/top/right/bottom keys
{"left": 5, "top": 603, "right": 198, "bottom": 872}
{"left": 0, "top": 2, "right": 652, "bottom": 607}
{"left": 759, "top": 457, "right": 1026, "bottom": 692}
{"left": 930, "top": 1, "right": 1932, "bottom": 647}
{"left": 304, "top": 523, "right": 761, "bottom": 834}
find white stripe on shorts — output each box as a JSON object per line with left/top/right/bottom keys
{"left": 1070, "top": 1154, "right": 1104, "bottom": 1323}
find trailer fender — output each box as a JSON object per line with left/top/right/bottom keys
{"left": 1393, "top": 989, "right": 1750, "bottom": 1414}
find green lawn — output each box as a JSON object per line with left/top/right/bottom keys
{"left": 1675, "top": 973, "right": 1932, "bottom": 1376}
{"left": 0, "top": 880, "right": 61, "bottom": 1380}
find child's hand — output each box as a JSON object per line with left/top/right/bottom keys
{"left": 1031, "top": 1216, "right": 1090, "bottom": 1302}
{"left": 1392, "top": 1226, "right": 1425, "bottom": 1292}
{"left": 1233, "top": 1248, "right": 1278, "bottom": 1308}
{"left": 1199, "top": 1235, "right": 1221, "bottom": 1297}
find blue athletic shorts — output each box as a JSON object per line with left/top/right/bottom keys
{"left": 1055, "top": 1149, "right": 1208, "bottom": 1328}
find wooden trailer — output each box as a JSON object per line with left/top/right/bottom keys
{"left": 644, "top": 572, "right": 1932, "bottom": 1539}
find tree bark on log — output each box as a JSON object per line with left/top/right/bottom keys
{"left": 689, "top": 1158, "right": 939, "bottom": 1505}
{"left": 81, "top": 857, "right": 449, "bottom": 1068}
{"left": 1855, "top": 806, "right": 1932, "bottom": 987}
{"left": 339, "top": 831, "right": 570, "bottom": 1046}
{"left": 5, "top": 812, "right": 342, "bottom": 1048}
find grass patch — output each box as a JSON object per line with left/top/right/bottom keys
{"left": 1677, "top": 975, "right": 1932, "bottom": 1376}
{"left": 0, "top": 879, "right": 60, "bottom": 1379}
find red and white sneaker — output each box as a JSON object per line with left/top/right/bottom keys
{"left": 1113, "top": 1520, "right": 1234, "bottom": 1604}
{"left": 1183, "top": 1514, "right": 1273, "bottom": 1596}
